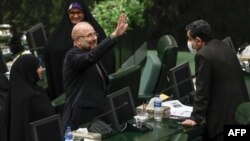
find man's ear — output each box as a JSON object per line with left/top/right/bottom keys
{"left": 195, "top": 37, "right": 204, "bottom": 47}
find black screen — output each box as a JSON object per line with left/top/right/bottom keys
{"left": 29, "top": 114, "right": 63, "bottom": 141}
{"left": 26, "top": 23, "right": 47, "bottom": 56}
{"left": 168, "top": 62, "right": 195, "bottom": 99}
{"left": 108, "top": 65, "right": 141, "bottom": 107}
{"left": 107, "top": 87, "right": 136, "bottom": 132}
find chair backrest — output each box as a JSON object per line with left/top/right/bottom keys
{"left": 139, "top": 52, "right": 161, "bottom": 97}
{"left": 120, "top": 55, "right": 135, "bottom": 69}
{"left": 157, "top": 34, "right": 178, "bottom": 65}
{"left": 108, "top": 65, "right": 141, "bottom": 106}
{"left": 154, "top": 34, "right": 178, "bottom": 93}
{"left": 134, "top": 42, "right": 147, "bottom": 67}
{"left": 120, "top": 42, "right": 147, "bottom": 70}
{"left": 235, "top": 102, "right": 250, "bottom": 124}
{"left": 170, "top": 133, "right": 188, "bottom": 141}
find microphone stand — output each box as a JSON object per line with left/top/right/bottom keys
{"left": 86, "top": 102, "right": 129, "bottom": 138}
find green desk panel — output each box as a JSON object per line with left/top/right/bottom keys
{"left": 104, "top": 118, "right": 204, "bottom": 141}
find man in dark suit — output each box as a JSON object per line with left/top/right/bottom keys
{"left": 182, "top": 20, "right": 249, "bottom": 141}
{"left": 0, "top": 74, "right": 9, "bottom": 141}
{"left": 62, "top": 14, "right": 128, "bottom": 130}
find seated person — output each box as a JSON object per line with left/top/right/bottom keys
{"left": 9, "top": 54, "right": 55, "bottom": 141}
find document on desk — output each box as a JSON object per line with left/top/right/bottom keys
{"left": 162, "top": 100, "right": 193, "bottom": 119}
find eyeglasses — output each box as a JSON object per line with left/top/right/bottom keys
{"left": 76, "top": 32, "right": 99, "bottom": 39}
{"left": 68, "top": 11, "right": 83, "bottom": 15}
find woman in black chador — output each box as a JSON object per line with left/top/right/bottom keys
{"left": 9, "top": 54, "right": 55, "bottom": 141}
{"left": 43, "top": 0, "right": 116, "bottom": 100}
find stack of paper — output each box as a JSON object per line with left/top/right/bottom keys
{"left": 162, "top": 100, "right": 193, "bottom": 119}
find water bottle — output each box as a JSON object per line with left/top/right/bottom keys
{"left": 154, "top": 95, "right": 163, "bottom": 121}
{"left": 64, "top": 126, "right": 74, "bottom": 141}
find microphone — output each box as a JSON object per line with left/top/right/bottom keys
{"left": 25, "top": 47, "right": 44, "bottom": 51}
{"left": 87, "top": 101, "right": 128, "bottom": 128}
{"left": 86, "top": 102, "right": 128, "bottom": 136}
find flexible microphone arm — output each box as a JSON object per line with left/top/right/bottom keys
{"left": 25, "top": 47, "right": 44, "bottom": 51}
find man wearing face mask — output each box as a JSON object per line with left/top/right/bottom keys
{"left": 182, "top": 20, "right": 249, "bottom": 141}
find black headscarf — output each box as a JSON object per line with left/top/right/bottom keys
{"left": 9, "top": 54, "right": 55, "bottom": 141}
{"left": 43, "top": 0, "right": 115, "bottom": 100}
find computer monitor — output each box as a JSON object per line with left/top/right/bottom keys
{"left": 26, "top": 23, "right": 47, "bottom": 57}
{"left": 167, "top": 62, "right": 195, "bottom": 100}
{"left": 108, "top": 65, "right": 141, "bottom": 107}
{"left": 107, "top": 87, "right": 136, "bottom": 132}
{"left": 222, "top": 36, "right": 236, "bottom": 53}
{"left": 29, "top": 114, "right": 64, "bottom": 141}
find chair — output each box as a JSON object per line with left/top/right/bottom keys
{"left": 170, "top": 133, "right": 188, "bottom": 141}
{"left": 153, "top": 34, "right": 178, "bottom": 93}
{"left": 134, "top": 42, "right": 147, "bottom": 67}
{"left": 120, "top": 42, "right": 147, "bottom": 69}
{"left": 138, "top": 51, "right": 161, "bottom": 100}
{"left": 235, "top": 102, "right": 250, "bottom": 124}
{"left": 108, "top": 65, "right": 141, "bottom": 107}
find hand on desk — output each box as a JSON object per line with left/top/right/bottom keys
{"left": 181, "top": 119, "right": 197, "bottom": 127}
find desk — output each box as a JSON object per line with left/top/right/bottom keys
{"left": 244, "top": 73, "right": 250, "bottom": 98}
{"left": 103, "top": 118, "right": 205, "bottom": 141}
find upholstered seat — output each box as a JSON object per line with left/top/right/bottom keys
{"left": 235, "top": 102, "right": 250, "bottom": 124}
{"left": 138, "top": 51, "right": 161, "bottom": 100}
{"left": 120, "top": 42, "right": 147, "bottom": 69}
{"left": 153, "top": 34, "right": 178, "bottom": 93}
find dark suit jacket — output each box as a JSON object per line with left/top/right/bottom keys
{"left": 62, "top": 37, "right": 116, "bottom": 129}
{"left": 191, "top": 39, "right": 249, "bottom": 138}
{"left": 0, "top": 74, "right": 9, "bottom": 141}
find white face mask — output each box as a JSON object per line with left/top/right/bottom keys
{"left": 187, "top": 41, "right": 196, "bottom": 54}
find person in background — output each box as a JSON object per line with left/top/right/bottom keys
{"left": 62, "top": 14, "right": 128, "bottom": 130}
{"left": 181, "top": 20, "right": 249, "bottom": 141}
{"left": 43, "top": 0, "right": 115, "bottom": 101}
{"left": 9, "top": 54, "right": 55, "bottom": 141}
{"left": 0, "top": 50, "right": 8, "bottom": 74}
{"left": 9, "top": 20, "right": 25, "bottom": 59}
{"left": 0, "top": 74, "right": 9, "bottom": 141}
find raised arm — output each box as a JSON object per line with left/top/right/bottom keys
{"left": 111, "top": 13, "right": 128, "bottom": 38}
